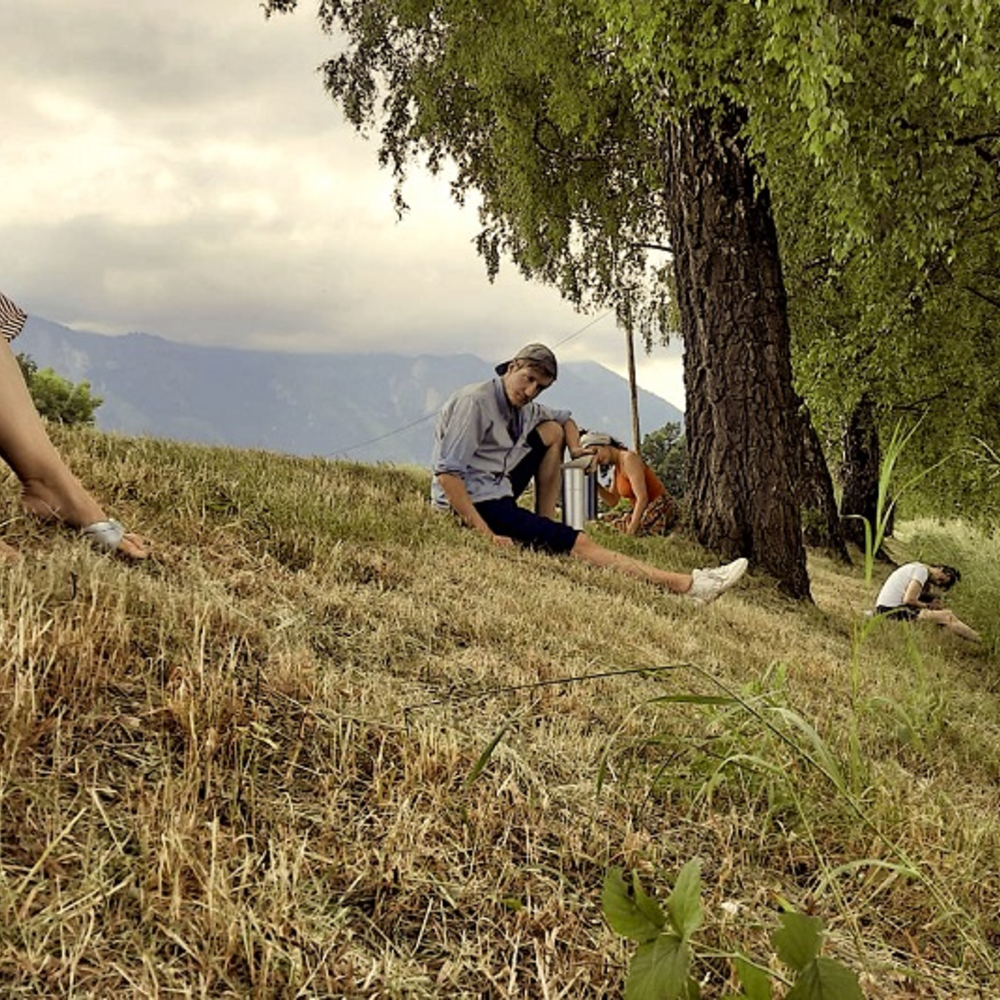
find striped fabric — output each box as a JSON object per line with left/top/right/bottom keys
{"left": 0, "top": 290, "right": 27, "bottom": 343}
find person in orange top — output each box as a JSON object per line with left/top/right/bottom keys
{"left": 578, "top": 431, "right": 678, "bottom": 537}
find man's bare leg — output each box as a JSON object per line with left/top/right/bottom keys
{"left": 532, "top": 420, "right": 567, "bottom": 519}
{"left": 571, "top": 533, "right": 693, "bottom": 593}
{"left": 571, "top": 534, "right": 749, "bottom": 604}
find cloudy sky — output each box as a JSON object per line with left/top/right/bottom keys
{"left": 0, "top": 1, "right": 684, "bottom": 407}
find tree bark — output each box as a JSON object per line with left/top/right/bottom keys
{"left": 798, "top": 403, "right": 851, "bottom": 563}
{"left": 839, "top": 394, "right": 890, "bottom": 556}
{"left": 665, "top": 106, "right": 811, "bottom": 599}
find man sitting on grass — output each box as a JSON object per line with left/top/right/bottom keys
{"left": 874, "top": 562, "right": 981, "bottom": 641}
{"left": 430, "top": 342, "right": 747, "bottom": 605}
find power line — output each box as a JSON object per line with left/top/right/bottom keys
{"left": 328, "top": 411, "right": 438, "bottom": 459}
{"left": 552, "top": 309, "right": 614, "bottom": 349}
{"left": 329, "top": 310, "right": 616, "bottom": 459}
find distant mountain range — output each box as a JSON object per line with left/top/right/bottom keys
{"left": 18, "top": 317, "right": 684, "bottom": 466}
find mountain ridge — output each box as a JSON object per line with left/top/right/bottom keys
{"left": 18, "top": 317, "right": 684, "bottom": 465}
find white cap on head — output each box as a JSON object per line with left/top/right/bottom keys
{"left": 579, "top": 431, "right": 612, "bottom": 450}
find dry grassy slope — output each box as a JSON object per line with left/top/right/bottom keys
{"left": 1, "top": 427, "right": 998, "bottom": 998}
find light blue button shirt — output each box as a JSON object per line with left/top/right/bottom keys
{"left": 431, "top": 376, "right": 571, "bottom": 508}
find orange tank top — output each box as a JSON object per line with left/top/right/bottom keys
{"left": 614, "top": 458, "right": 666, "bottom": 502}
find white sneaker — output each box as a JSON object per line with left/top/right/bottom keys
{"left": 688, "top": 557, "right": 749, "bottom": 605}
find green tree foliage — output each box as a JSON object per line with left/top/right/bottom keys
{"left": 16, "top": 353, "right": 103, "bottom": 427}
{"left": 759, "top": 5, "right": 1000, "bottom": 528}
{"left": 16, "top": 352, "right": 37, "bottom": 384}
{"left": 641, "top": 422, "right": 687, "bottom": 499}
{"left": 586, "top": 1, "right": 1000, "bottom": 525}
{"left": 273, "top": 0, "right": 672, "bottom": 339}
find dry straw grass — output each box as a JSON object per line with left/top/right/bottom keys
{"left": 1, "top": 426, "right": 998, "bottom": 998}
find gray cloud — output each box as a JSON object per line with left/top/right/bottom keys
{"left": 0, "top": 1, "right": 684, "bottom": 405}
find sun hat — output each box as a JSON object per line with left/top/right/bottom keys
{"left": 579, "top": 431, "right": 612, "bottom": 450}
{"left": 495, "top": 343, "right": 558, "bottom": 380}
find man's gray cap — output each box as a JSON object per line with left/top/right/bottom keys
{"left": 495, "top": 343, "right": 558, "bottom": 380}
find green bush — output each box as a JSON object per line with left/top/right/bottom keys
{"left": 16, "top": 352, "right": 103, "bottom": 426}
{"left": 641, "top": 421, "right": 687, "bottom": 497}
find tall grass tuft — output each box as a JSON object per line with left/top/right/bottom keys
{"left": 850, "top": 416, "right": 951, "bottom": 585}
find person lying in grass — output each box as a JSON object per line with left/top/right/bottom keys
{"left": 874, "top": 562, "right": 980, "bottom": 641}
{"left": 431, "top": 342, "right": 747, "bottom": 605}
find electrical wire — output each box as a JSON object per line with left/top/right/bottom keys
{"left": 326, "top": 411, "right": 439, "bottom": 459}
{"left": 328, "top": 310, "right": 615, "bottom": 459}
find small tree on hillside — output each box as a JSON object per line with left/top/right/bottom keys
{"left": 16, "top": 352, "right": 37, "bottom": 384}
{"left": 641, "top": 422, "right": 687, "bottom": 499}
{"left": 16, "top": 353, "right": 103, "bottom": 426}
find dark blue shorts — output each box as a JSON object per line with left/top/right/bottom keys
{"left": 876, "top": 605, "right": 920, "bottom": 622}
{"left": 508, "top": 428, "right": 546, "bottom": 500}
{"left": 475, "top": 496, "right": 580, "bottom": 554}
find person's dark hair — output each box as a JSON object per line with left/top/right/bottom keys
{"left": 937, "top": 564, "right": 961, "bottom": 589}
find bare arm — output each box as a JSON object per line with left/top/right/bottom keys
{"left": 902, "top": 579, "right": 925, "bottom": 607}
{"left": 436, "top": 472, "right": 513, "bottom": 547}
{"left": 598, "top": 482, "right": 621, "bottom": 507}
{"left": 903, "top": 578, "right": 944, "bottom": 609}
{"left": 563, "top": 418, "right": 587, "bottom": 458}
{"left": 621, "top": 452, "right": 650, "bottom": 535}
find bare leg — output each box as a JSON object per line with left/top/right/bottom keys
{"left": 532, "top": 420, "right": 566, "bottom": 519}
{"left": 571, "top": 533, "right": 693, "bottom": 593}
{"left": 918, "top": 607, "right": 981, "bottom": 642}
{"left": 0, "top": 343, "right": 148, "bottom": 558}
{"left": 0, "top": 342, "right": 106, "bottom": 525}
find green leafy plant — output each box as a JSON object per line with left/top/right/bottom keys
{"left": 16, "top": 352, "right": 103, "bottom": 426}
{"left": 602, "top": 861, "right": 865, "bottom": 999}
{"left": 602, "top": 861, "right": 701, "bottom": 1000}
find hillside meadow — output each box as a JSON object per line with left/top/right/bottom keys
{"left": 1, "top": 426, "right": 999, "bottom": 998}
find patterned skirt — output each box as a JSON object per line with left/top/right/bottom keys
{"left": 608, "top": 492, "right": 679, "bottom": 536}
{"left": 0, "top": 291, "right": 27, "bottom": 343}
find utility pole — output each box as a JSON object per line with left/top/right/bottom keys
{"left": 625, "top": 325, "right": 641, "bottom": 451}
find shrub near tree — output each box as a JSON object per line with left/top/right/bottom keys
{"left": 641, "top": 422, "right": 687, "bottom": 500}
{"left": 16, "top": 353, "right": 103, "bottom": 427}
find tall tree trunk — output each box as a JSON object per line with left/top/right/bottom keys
{"left": 665, "top": 106, "right": 811, "bottom": 599}
{"left": 798, "top": 403, "right": 851, "bottom": 563}
{"left": 839, "top": 394, "right": 889, "bottom": 555}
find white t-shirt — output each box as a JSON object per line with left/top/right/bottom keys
{"left": 875, "top": 562, "right": 929, "bottom": 608}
